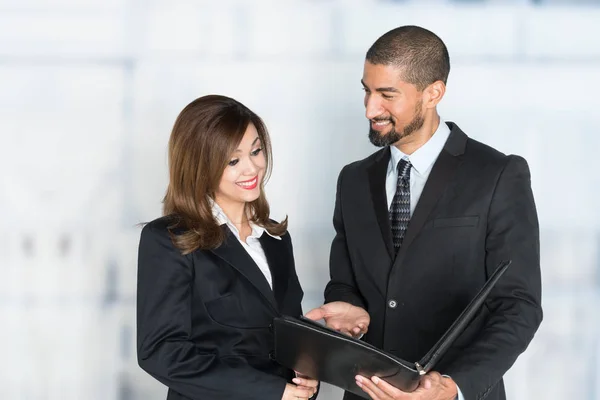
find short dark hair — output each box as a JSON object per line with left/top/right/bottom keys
{"left": 366, "top": 25, "right": 450, "bottom": 91}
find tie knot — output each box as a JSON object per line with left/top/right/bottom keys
{"left": 397, "top": 158, "right": 411, "bottom": 178}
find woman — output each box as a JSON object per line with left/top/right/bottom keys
{"left": 136, "top": 95, "right": 318, "bottom": 400}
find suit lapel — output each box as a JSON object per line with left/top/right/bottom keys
{"left": 210, "top": 229, "right": 278, "bottom": 313}
{"left": 259, "top": 234, "right": 289, "bottom": 311}
{"left": 367, "top": 147, "right": 395, "bottom": 260}
{"left": 393, "top": 123, "right": 467, "bottom": 267}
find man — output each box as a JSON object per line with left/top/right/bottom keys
{"left": 305, "top": 26, "right": 542, "bottom": 400}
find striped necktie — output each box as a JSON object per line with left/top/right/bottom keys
{"left": 389, "top": 158, "right": 412, "bottom": 253}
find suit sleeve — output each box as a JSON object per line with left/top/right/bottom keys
{"left": 443, "top": 155, "right": 543, "bottom": 399}
{"left": 284, "top": 232, "right": 320, "bottom": 400}
{"left": 279, "top": 231, "right": 304, "bottom": 317}
{"left": 324, "top": 166, "right": 367, "bottom": 309}
{"left": 136, "top": 223, "right": 287, "bottom": 400}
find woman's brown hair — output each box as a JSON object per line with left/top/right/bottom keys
{"left": 163, "top": 94, "right": 287, "bottom": 254}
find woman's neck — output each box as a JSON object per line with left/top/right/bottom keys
{"left": 216, "top": 199, "right": 252, "bottom": 243}
{"left": 217, "top": 200, "right": 248, "bottom": 225}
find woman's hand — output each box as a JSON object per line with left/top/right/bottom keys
{"left": 282, "top": 383, "right": 314, "bottom": 400}
{"left": 293, "top": 374, "right": 319, "bottom": 397}
{"left": 282, "top": 373, "right": 319, "bottom": 400}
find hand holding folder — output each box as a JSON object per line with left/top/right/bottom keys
{"left": 304, "top": 301, "right": 370, "bottom": 339}
{"left": 272, "top": 260, "right": 511, "bottom": 399}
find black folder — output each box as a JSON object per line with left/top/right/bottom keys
{"left": 272, "top": 260, "right": 511, "bottom": 398}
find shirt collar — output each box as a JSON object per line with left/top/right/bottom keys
{"left": 209, "top": 198, "right": 281, "bottom": 240}
{"left": 388, "top": 118, "right": 451, "bottom": 175}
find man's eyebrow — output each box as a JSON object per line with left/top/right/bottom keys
{"left": 361, "top": 79, "right": 400, "bottom": 93}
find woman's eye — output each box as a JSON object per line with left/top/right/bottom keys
{"left": 228, "top": 159, "right": 239, "bottom": 166}
{"left": 251, "top": 148, "right": 262, "bottom": 156}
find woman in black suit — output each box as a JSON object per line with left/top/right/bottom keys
{"left": 136, "top": 95, "right": 318, "bottom": 400}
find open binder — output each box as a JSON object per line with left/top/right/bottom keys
{"left": 272, "top": 260, "right": 511, "bottom": 398}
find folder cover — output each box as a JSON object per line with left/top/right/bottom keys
{"left": 272, "top": 260, "right": 511, "bottom": 398}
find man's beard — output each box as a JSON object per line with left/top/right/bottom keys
{"left": 368, "top": 103, "right": 424, "bottom": 147}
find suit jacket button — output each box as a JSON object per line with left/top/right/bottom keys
{"left": 388, "top": 300, "right": 398, "bottom": 309}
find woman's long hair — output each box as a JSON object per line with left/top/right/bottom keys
{"left": 163, "top": 94, "right": 287, "bottom": 254}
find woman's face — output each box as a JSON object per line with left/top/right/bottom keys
{"left": 214, "top": 123, "right": 266, "bottom": 211}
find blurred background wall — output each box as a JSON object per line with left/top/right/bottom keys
{"left": 1, "top": 0, "right": 599, "bottom": 399}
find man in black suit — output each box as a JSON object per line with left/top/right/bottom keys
{"left": 306, "top": 26, "right": 542, "bottom": 400}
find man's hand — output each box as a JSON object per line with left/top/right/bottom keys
{"left": 355, "top": 371, "right": 458, "bottom": 400}
{"left": 304, "top": 301, "right": 370, "bottom": 338}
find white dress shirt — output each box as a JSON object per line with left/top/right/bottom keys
{"left": 211, "top": 200, "right": 280, "bottom": 290}
{"left": 385, "top": 119, "right": 451, "bottom": 213}
{"left": 384, "top": 119, "right": 465, "bottom": 400}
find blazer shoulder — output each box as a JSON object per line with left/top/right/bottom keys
{"left": 341, "top": 147, "right": 387, "bottom": 175}
{"left": 138, "top": 215, "right": 184, "bottom": 251}
{"left": 466, "top": 137, "right": 505, "bottom": 160}
{"left": 465, "top": 137, "right": 529, "bottom": 169}
{"left": 140, "top": 215, "right": 177, "bottom": 235}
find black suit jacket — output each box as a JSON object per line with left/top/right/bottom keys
{"left": 136, "top": 216, "right": 304, "bottom": 400}
{"left": 324, "top": 122, "right": 543, "bottom": 400}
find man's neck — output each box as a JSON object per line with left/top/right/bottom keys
{"left": 393, "top": 113, "right": 441, "bottom": 155}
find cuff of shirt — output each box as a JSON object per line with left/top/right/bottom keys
{"left": 442, "top": 375, "right": 464, "bottom": 400}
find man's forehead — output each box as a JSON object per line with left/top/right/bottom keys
{"left": 362, "top": 63, "right": 409, "bottom": 85}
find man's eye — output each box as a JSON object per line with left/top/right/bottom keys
{"left": 228, "top": 159, "right": 239, "bottom": 166}
{"left": 382, "top": 94, "right": 393, "bottom": 100}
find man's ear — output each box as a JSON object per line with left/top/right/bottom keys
{"left": 424, "top": 80, "right": 446, "bottom": 109}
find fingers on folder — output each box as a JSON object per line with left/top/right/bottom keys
{"left": 293, "top": 372, "right": 318, "bottom": 388}
{"left": 304, "top": 307, "right": 326, "bottom": 321}
{"left": 284, "top": 383, "right": 315, "bottom": 400}
{"left": 356, "top": 375, "right": 406, "bottom": 400}
{"left": 304, "top": 302, "right": 370, "bottom": 338}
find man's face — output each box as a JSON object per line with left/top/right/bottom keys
{"left": 362, "top": 61, "right": 425, "bottom": 147}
